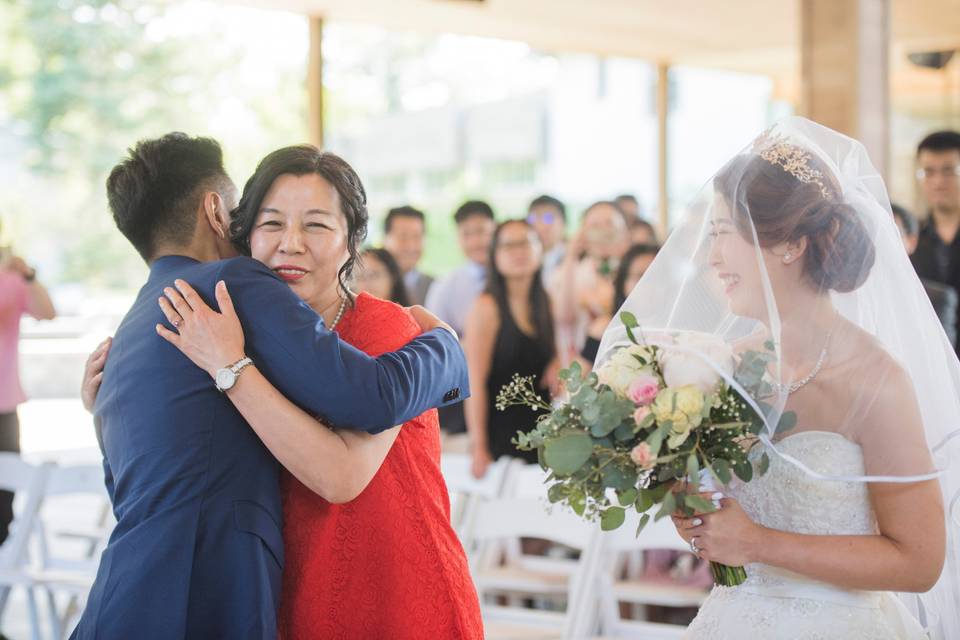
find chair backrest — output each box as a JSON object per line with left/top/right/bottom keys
{"left": 34, "top": 464, "right": 113, "bottom": 572}
{"left": 0, "top": 453, "right": 51, "bottom": 571}
{"left": 441, "top": 454, "right": 511, "bottom": 536}
{"left": 467, "top": 497, "right": 595, "bottom": 556}
{"left": 502, "top": 460, "right": 552, "bottom": 499}
{"left": 599, "top": 510, "right": 690, "bottom": 553}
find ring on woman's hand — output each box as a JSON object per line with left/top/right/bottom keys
{"left": 173, "top": 318, "right": 183, "bottom": 328}
{"left": 689, "top": 536, "right": 700, "bottom": 555}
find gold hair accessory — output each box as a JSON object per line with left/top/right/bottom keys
{"left": 752, "top": 131, "right": 833, "bottom": 200}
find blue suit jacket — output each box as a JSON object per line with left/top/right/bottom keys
{"left": 72, "top": 255, "right": 469, "bottom": 639}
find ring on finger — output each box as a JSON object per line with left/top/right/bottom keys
{"left": 172, "top": 317, "right": 183, "bottom": 328}
{"left": 689, "top": 536, "right": 700, "bottom": 555}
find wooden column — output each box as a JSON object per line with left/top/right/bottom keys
{"left": 656, "top": 62, "right": 670, "bottom": 235}
{"left": 307, "top": 16, "right": 324, "bottom": 148}
{"left": 800, "top": 0, "right": 890, "bottom": 176}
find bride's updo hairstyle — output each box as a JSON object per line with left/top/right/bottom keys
{"left": 230, "top": 145, "right": 369, "bottom": 301}
{"left": 714, "top": 146, "right": 876, "bottom": 294}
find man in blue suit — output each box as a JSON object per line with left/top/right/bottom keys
{"left": 71, "top": 134, "right": 469, "bottom": 639}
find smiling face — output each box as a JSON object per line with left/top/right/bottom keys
{"left": 249, "top": 173, "right": 350, "bottom": 310}
{"left": 493, "top": 221, "right": 543, "bottom": 279}
{"left": 383, "top": 215, "right": 424, "bottom": 274}
{"left": 708, "top": 197, "right": 771, "bottom": 320}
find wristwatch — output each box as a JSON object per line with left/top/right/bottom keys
{"left": 214, "top": 356, "right": 254, "bottom": 392}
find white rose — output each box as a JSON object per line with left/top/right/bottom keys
{"left": 658, "top": 332, "right": 735, "bottom": 395}
{"left": 596, "top": 344, "right": 656, "bottom": 396}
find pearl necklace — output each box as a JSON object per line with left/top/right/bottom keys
{"left": 773, "top": 312, "right": 839, "bottom": 396}
{"left": 328, "top": 296, "right": 348, "bottom": 332}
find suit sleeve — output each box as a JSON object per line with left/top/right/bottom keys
{"left": 217, "top": 258, "right": 470, "bottom": 433}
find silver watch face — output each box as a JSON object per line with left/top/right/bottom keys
{"left": 215, "top": 368, "right": 236, "bottom": 391}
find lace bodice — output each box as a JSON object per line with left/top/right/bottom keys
{"left": 685, "top": 431, "right": 926, "bottom": 639}
{"left": 733, "top": 431, "right": 877, "bottom": 589}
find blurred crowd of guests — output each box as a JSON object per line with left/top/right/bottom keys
{"left": 348, "top": 192, "right": 661, "bottom": 475}
{"left": 351, "top": 128, "right": 960, "bottom": 482}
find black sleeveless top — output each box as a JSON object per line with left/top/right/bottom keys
{"left": 485, "top": 301, "right": 554, "bottom": 462}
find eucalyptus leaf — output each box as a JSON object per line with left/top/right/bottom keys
{"left": 601, "top": 506, "right": 626, "bottom": 531}
{"left": 620, "top": 311, "right": 639, "bottom": 328}
{"left": 547, "top": 483, "right": 567, "bottom": 503}
{"left": 686, "top": 454, "right": 700, "bottom": 485}
{"left": 685, "top": 494, "right": 717, "bottom": 513}
{"left": 635, "top": 512, "right": 651, "bottom": 536}
{"left": 712, "top": 459, "right": 732, "bottom": 485}
{"left": 776, "top": 411, "right": 798, "bottom": 435}
{"left": 733, "top": 457, "right": 753, "bottom": 482}
{"left": 635, "top": 488, "right": 655, "bottom": 512}
{"left": 543, "top": 432, "right": 593, "bottom": 475}
{"left": 618, "top": 487, "right": 639, "bottom": 507}
{"left": 655, "top": 490, "right": 676, "bottom": 521}
{"left": 613, "top": 421, "right": 635, "bottom": 442}
{"left": 757, "top": 452, "right": 771, "bottom": 476}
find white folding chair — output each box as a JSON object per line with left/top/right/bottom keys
{"left": 0, "top": 453, "right": 52, "bottom": 640}
{"left": 592, "top": 511, "right": 707, "bottom": 639}
{"left": 466, "top": 496, "right": 603, "bottom": 640}
{"left": 441, "top": 453, "right": 511, "bottom": 538}
{"left": 30, "top": 464, "right": 112, "bottom": 639}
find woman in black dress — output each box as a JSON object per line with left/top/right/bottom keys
{"left": 465, "top": 219, "right": 556, "bottom": 478}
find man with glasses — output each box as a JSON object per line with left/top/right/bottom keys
{"left": 912, "top": 130, "right": 960, "bottom": 355}
{"left": 527, "top": 194, "right": 567, "bottom": 282}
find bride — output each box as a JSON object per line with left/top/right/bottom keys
{"left": 600, "top": 117, "right": 959, "bottom": 639}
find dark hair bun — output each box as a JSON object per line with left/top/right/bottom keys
{"left": 804, "top": 201, "right": 875, "bottom": 293}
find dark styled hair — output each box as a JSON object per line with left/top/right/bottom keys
{"left": 360, "top": 247, "right": 410, "bottom": 306}
{"left": 383, "top": 205, "right": 426, "bottom": 235}
{"left": 714, "top": 152, "right": 875, "bottom": 293}
{"left": 231, "top": 145, "right": 368, "bottom": 302}
{"left": 891, "top": 203, "right": 918, "bottom": 237}
{"left": 106, "top": 132, "right": 229, "bottom": 261}
{"left": 528, "top": 194, "right": 567, "bottom": 223}
{"left": 615, "top": 194, "right": 638, "bottom": 206}
{"left": 917, "top": 131, "right": 960, "bottom": 157}
{"left": 485, "top": 220, "right": 556, "bottom": 358}
{"left": 454, "top": 200, "right": 495, "bottom": 225}
{"left": 613, "top": 243, "right": 660, "bottom": 310}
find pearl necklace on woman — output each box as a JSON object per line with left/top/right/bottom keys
{"left": 328, "top": 296, "right": 349, "bottom": 332}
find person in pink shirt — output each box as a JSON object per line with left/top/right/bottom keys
{"left": 0, "top": 231, "right": 55, "bottom": 543}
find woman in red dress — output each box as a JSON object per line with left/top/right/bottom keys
{"left": 152, "top": 146, "right": 483, "bottom": 639}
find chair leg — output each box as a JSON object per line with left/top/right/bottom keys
{"left": 45, "top": 588, "right": 63, "bottom": 640}
{"left": 27, "top": 586, "right": 42, "bottom": 640}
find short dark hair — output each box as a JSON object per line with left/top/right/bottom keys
{"left": 106, "top": 132, "right": 229, "bottom": 261}
{"left": 453, "top": 200, "right": 495, "bottom": 225}
{"left": 528, "top": 194, "right": 566, "bottom": 223}
{"left": 917, "top": 131, "right": 960, "bottom": 157}
{"left": 583, "top": 200, "right": 628, "bottom": 224}
{"left": 615, "top": 194, "right": 638, "bottom": 205}
{"left": 231, "top": 145, "right": 368, "bottom": 302}
{"left": 891, "top": 203, "right": 918, "bottom": 237}
{"left": 383, "top": 205, "right": 425, "bottom": 235}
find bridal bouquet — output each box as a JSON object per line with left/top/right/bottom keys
{"left": 498, "top": 312, "right": 795, "bottom": 586}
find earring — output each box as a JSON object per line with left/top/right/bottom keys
{"left": 783, "top": 252, "right": 792, "bottom": 263}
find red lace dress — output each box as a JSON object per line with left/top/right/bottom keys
{"left": 277, "top": 292, "right": 483, "bottom": 640}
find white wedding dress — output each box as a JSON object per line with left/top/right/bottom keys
{"left": 684, "top": 431, "right": 928, "bottom": 640}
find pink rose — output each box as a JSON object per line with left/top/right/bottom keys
{"left": 627, "top": 375, "right": 660, "bottom": 406}
{"left": 633, "top": 406, "right": 651, "bottom": 425}
{"left": 630, "top": 442, "right": 654, "bottom": 469}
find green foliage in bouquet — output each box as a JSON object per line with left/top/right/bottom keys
{"left": 499, "top": 312, "right": 796, "bottom": 586}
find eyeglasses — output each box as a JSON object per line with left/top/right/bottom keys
{"left": 497, "top": 239, "right": 535, "bottom": 252}
{"left": 527, "top": 212, "right": 556, "bottom": 225}
{"left": 916, "top": 166, "right": 960, "bottom": 180}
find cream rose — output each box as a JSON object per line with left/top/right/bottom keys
{"left": 596, "top": 344, "right": 657, "bottom": 396}
{"left": 659, "top": 332, "right": 735, "bottom": 395}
